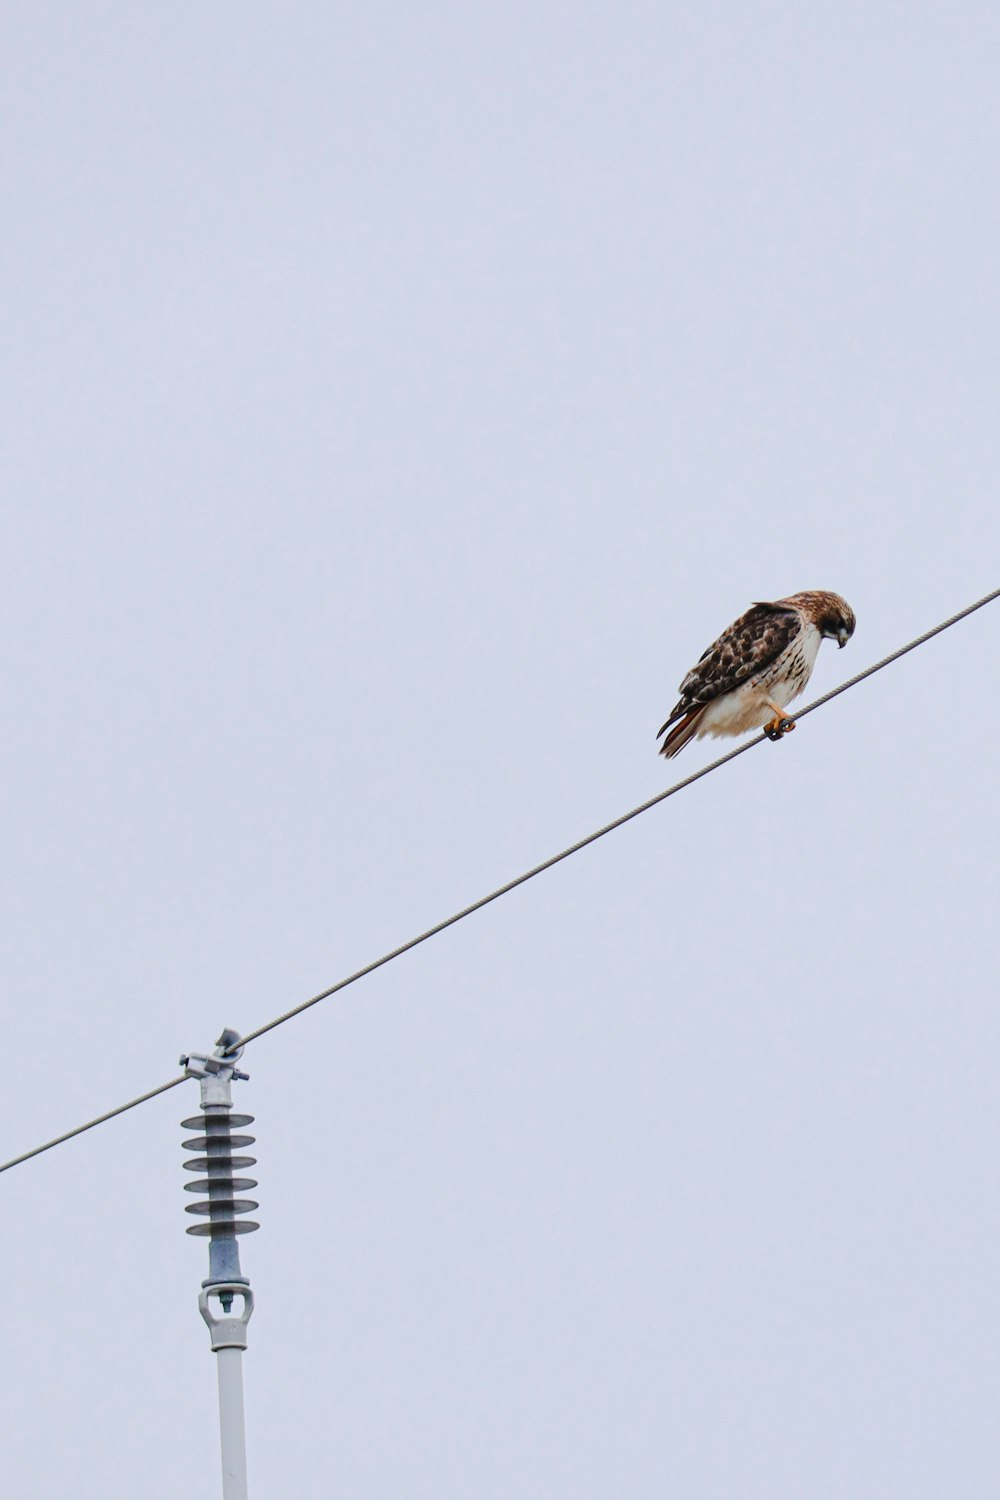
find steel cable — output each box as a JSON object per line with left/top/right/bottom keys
{"left": 2, "top": 583, "right": 997, "bottom": 1176}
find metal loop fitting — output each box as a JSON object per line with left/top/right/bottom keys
{"left": 199, "top": 1284, "right": 255, "bottom": 1351}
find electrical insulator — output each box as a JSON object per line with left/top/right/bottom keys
{"left": 181, "top": 1111, "right": 260, "bottom": 1243}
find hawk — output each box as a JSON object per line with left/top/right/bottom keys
{"left": 657, "top": 591, "right": 856, "bottom": 759}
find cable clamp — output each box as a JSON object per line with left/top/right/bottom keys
{"left": 180, "top": 1028, "right": 249, "bottom": 1083}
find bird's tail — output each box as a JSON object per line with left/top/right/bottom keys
{"left": 657, "top": 706, "right": 705, "bottom": 759}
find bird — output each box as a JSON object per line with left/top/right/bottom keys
{"left": 656, "top": 591, "right": 856, "bottom": 759}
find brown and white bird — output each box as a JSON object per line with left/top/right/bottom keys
{"left": 657, "top": 590, "right": 856, "bottom": 758}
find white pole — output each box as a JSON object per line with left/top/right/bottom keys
{"left": 199, "top": 1283, "right": 255, "bottom": 1495}
{"left": 217, "top": 1347, "right": 249, "bottom": 1500}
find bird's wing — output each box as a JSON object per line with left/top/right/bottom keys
{"left": 657, "top": 602, "right": 801, "bottom": 738}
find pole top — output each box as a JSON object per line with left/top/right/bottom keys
{"left": 180, "top": 1030, "right": 249, "bottom": 1107}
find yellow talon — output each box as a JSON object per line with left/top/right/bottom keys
{"left": 763, "top": 701, "right": 796, "bottom": 740}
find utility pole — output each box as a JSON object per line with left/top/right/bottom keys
{"left": 180, "top": 1030, "right": 259, "bottom": 1500}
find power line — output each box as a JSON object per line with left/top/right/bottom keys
{"left": 2, "top": 583, "right": 997, "bottom": 1177}
{"left": 233, "top": 582, "right": 1000, "bottom": 1050}
{"left": 0, "top": 1076, "right": 186, "bottom": 1175}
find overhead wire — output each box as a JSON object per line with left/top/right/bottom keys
{"left": 233, "top": 581, "right": 1000, "bottom": 1050}
{"left": 2, "top": 582, "right": 998, "bottom": 1177}
{"left": 0, "top": 1076, "right": 186, "bottom": 1175}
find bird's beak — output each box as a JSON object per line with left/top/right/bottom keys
{"left": 837, "top": 633, "right": 848, "bottom": 648}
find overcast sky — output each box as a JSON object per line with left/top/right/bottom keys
{"left": 2, "top": 4, "right": 1000, "bottom": 1497}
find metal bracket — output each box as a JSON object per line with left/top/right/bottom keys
{"left": 180, "top": 1029, "right": 250, "bottom": 1092}
{"left": 199, "top": 1283, "right": 255, "bottom": 1351}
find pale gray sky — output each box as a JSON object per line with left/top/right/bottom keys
{"left": 2, "top": 4, "right": 999, "bottom": 1497}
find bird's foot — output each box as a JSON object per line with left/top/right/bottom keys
{"left": 763, "top": 716, "right": 796, "bottom": 741}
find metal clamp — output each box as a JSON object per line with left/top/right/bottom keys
{"left": 180, "top": 1029, "right": 250, "bottom": 1104}
{"left": 199, "top": 1284, "right": 255, "bottom": 1351}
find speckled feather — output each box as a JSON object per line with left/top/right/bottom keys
{"left": 658, "top": 603, "right": 801, "bottom": 734}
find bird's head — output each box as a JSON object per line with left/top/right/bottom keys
{"left": 779, "top": 590, "right": 857, "bottom": 647}
{"left": 815, "top": 593, "right": 856, "bottom": 648}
